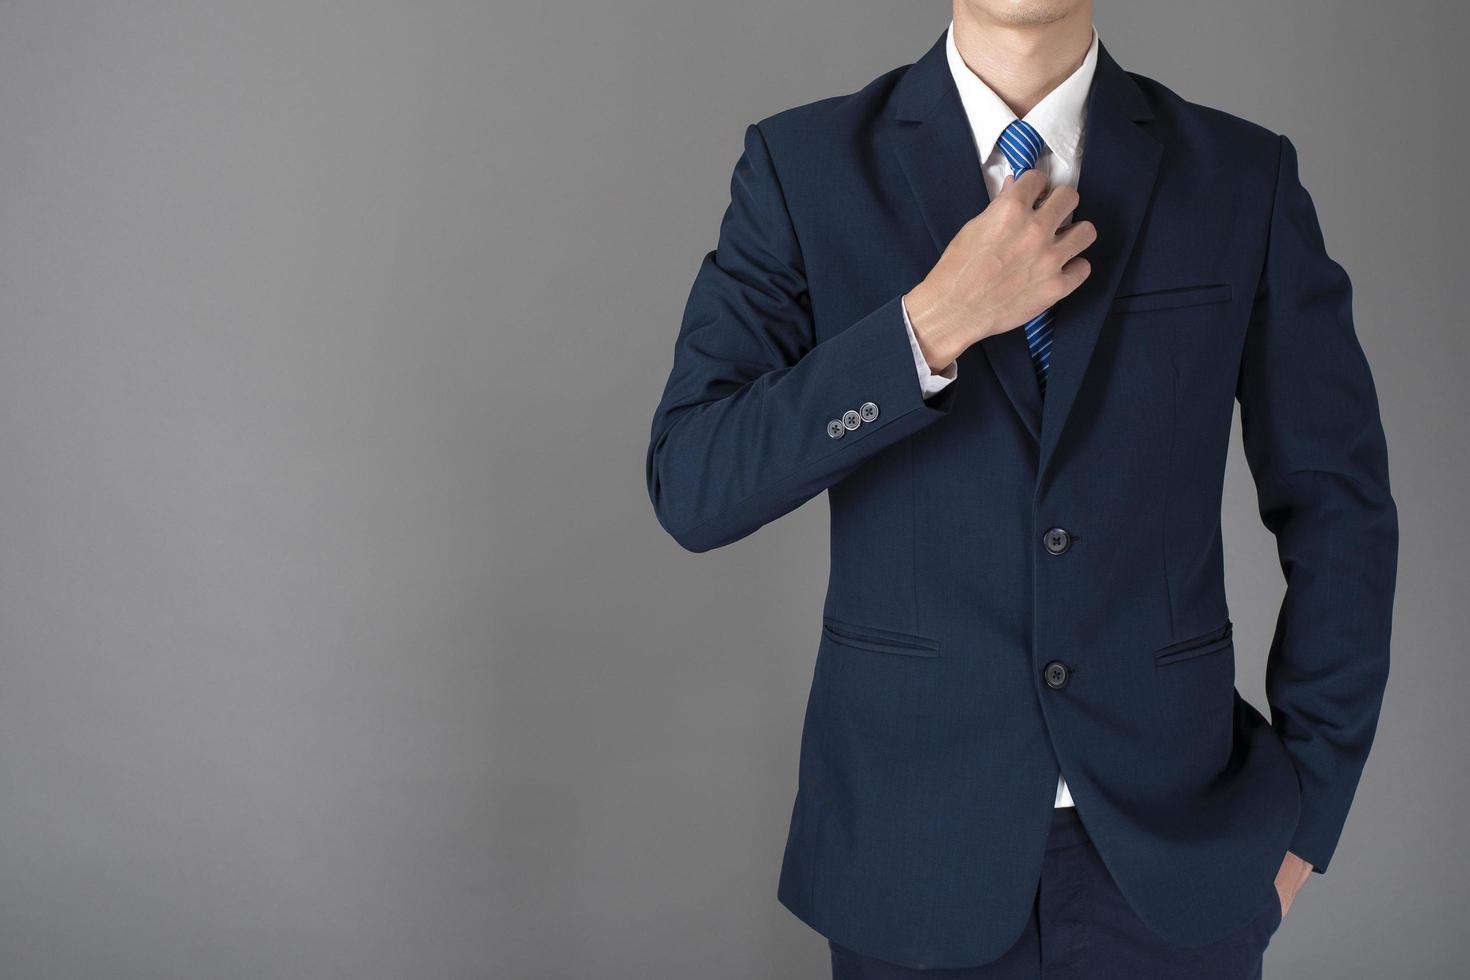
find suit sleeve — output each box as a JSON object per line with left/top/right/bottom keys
{"left": 645, "top": 123, "right": 956, "bottom": 553}
{"left": 1236, "top": 133, "right": 1399, "bottom": 873}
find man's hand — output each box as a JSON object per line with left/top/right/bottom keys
{"left": 1275, "top": 850, "right": 1313, "bottom": 920}
{"left": 903, "top": 167, "right": 1096, "bottom": 371}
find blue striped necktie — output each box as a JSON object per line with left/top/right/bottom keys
{"left": 997, "top": 118, "right": 1053, "bottom": 394}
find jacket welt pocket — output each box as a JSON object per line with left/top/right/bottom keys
{"left": 821, "top": 617, "right": 940, "bottom": 658}
{"left": 1109, "top": 283, "right": 1234, "bottom": 316}
{"left": 1153, "top": 620, "right": 1233, "bottom": 667}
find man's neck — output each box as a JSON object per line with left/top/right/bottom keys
{"left": 949, "top": 4, "right": 1095, "bottom": 118}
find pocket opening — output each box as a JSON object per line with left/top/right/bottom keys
{"left": 820, "top": 617, "right": 940, "bottom": 658}
{"left": 1153, "top": 620, "right": 1233, "bottom": 666}
{"left": 1109, "top": 282, "right": 1234, "bottom": 316}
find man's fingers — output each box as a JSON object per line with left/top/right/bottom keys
{"left": 1036, "top": 183, "right": 1081, "bottom": 229}
{"left": 1006, "top": 167, "right": 1050, "bottom": 208}
{"left": 1057, "top": 255, "right": 1091, "bottom": 293}
{"left": 1054, "top": 219, "right": 1097, "bottom": 261}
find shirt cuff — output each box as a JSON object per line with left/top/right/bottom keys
{"left": 900, "top": 295, "right": 957, "bottom": 399}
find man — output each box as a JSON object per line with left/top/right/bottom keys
{"left": 645, "top": 1, "right": 1398, "bottom": 976}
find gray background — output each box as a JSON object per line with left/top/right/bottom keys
{"left": 0, "top": 1, "right": 1462, "bottom": 977}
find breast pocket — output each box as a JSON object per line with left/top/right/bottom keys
{"left": 1109, "top": 282, "right": 1234, "bottom": 317}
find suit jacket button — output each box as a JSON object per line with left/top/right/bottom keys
{"left": 826, "top": 419, "right": 846, "bottom": 439}
{"left": 859, "top": 401, "right": 880, "bottom": 422}
{"left": 1043, "top": 661, "right": 1070, "bottom": 689}
{"left": 1043, "top": 527, "right": 1072, "bottom": 555}
{"left": 842, "top": 410, "right": 862, "bottom": 430}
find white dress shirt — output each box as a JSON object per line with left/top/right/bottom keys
{"left": 900, "top": 21, "right": 1100, "bottom": 808}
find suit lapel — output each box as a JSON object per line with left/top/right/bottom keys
{"left": 890, "top": 33, "right": 1043, "bottom": 445}
{"left": 888, "top": 34, "right": 1163, "bottom": 467}
{"left": 1036, "top": 41, "right": 1162, "bottom": 483}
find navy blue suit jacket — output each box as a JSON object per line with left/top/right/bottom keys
{"left": 646, "top": 31, "right": 1397, "bottom": 969}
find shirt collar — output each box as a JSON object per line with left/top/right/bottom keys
{"left": 944, "top": 20, "right": 1100, "bottom": 169}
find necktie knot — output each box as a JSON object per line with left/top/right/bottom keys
{"left": 999, "top": 118, "right": 1046, "bottom": 176}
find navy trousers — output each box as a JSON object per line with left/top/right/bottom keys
{"left": 829, "top": 807, "right": 1283, "bottom": 979}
